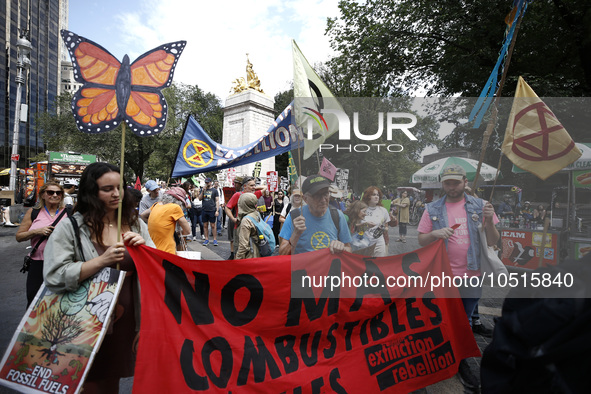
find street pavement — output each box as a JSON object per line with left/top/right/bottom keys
{"left": 0, "top": 222, "right": 506, "bottom": 393}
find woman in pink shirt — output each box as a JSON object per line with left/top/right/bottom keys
{"left": 16, "top": 180, "right": 68, "bottom": 306}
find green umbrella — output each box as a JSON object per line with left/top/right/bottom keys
{"left": 411, "top": 157, "right": 500, "bottom": 183}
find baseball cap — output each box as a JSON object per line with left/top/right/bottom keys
{"left": 233, "top": 175, "right": 244, "bottom": 184}
{"left": 302, "top": 175, "right": 331, "bottom": 195}
{"left": 145, "top": 180, "right": 159, "bottom": 191}
{"left": 63, "top": 180, "right": 78, "bottom": 187}
{"left": 204, "top": 177, "right": 212, "bottom": 183}
{"left": 241, "top": 176, "right": 255, "bottom": 185}
{"left": 440, "top": 165, "right": 466, "bottom": 182}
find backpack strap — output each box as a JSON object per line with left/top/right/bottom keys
{"left": 30, "top": 208, "right": 41, "bottom": 222}
{"left": 68, "top": 215, "right": 86, "bottom": 262}
{"left": 329, "top": 207, "right": 341, "bottom": 239}
{"left": 28, "top": 208, "right": 70, "bottom": 257}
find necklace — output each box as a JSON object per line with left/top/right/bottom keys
{"left": 45, "top": 207, "right": 59, "bottom": 218}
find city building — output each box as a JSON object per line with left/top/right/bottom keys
{"left": 0, "top": 0, "right": 65, "bottom": 185}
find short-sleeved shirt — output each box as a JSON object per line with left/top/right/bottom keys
{"left": 417, "top": 199, "right": 499, "bottom": 277}
{"left": 148, "top": 203, "right": 185, "bottom": 254}
{"left": 201, "top": 188, "right": 219, "bottom": 212}
{"left": 139, "top": 192, "right": 161, "bottom": 214}
{"left": 361, "top": 206, "right": 390, "bottom": 240}
{"left": 497, "top": 201, "right": 513, "bottom": 217}
{"left": 279, "top": 206, "right": 352, "bottom": 254}
{"left": 226, "top": 190, "right": 263, "bottom": 228}
{"left": 280, "top": 203, "right": 293, "bottom": 219}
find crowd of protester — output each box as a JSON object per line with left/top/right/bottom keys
{"left": 9, "top": 166, "right": 573, "bottom": 393}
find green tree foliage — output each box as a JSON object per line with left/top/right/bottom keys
{"left": 325, "top": 0, "right": 591, "bottom": 191}
{"left": 273, "top": 88, "right": 294, "bottom": 177}
{"left": 37, "top": 83, "right": 223, "bottom": 182}
{"left": 272, "top": 84, "right": 439, "bottom": 191}
{"left": 315, "top": 97, "right": 439, "bottom": 192}
{"left": 326, "top": 0, "right": 591, "bottom": 97}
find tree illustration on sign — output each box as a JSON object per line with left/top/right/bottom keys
{"left": 39, "top": 309, "right": 83, "bottom": 364}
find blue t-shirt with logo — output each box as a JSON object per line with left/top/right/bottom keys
{"left": 279, "top": 205, "right": 352, "bottom": 254}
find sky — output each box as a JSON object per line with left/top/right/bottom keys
{"left": 67, "top": 0, "right": 446, "bottom": 160}
{"left": 68, "top": 0, "right": 341, "bottom": 101}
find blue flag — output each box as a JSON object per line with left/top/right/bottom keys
{"left": 469, "top": 0, "right": 531, "bottom": 128}
{"left": 171, "top": 103, "right": 303, "bottom": 177}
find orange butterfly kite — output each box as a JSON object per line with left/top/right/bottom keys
{"left": 61, "top": 30, "right": 186, "bottom": 136}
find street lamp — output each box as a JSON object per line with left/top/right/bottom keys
{"left": 9, "top": 31, "right": 32, "bottom": 193}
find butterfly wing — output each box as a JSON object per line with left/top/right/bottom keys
{"left": 125, "top": 41, "right": 187, "bottom": 135}
{"left": 61, "top": 30, "right": 124, "bottom": 133}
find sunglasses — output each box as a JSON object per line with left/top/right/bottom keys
{"left": 45, "top": 190, "right": 63, "bottom": 196}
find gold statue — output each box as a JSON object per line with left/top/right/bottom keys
{"left": 230, "top": 53, "right": 264, "bottom": 94}
{"left": 231, "top": 77, "right": 248, "bottom": 94}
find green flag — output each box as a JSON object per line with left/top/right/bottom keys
{"left": 288, "top": 151, "right": 298, "bottom": 185}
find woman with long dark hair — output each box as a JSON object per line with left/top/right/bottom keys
{"left": 272, "top": 190, "right": 286, "bottom": 245}
{"left": 44, "top": 162, "right": 154, "bottom": 393}
{"left": 16, "top": 180, "right": 67, "bottom": 306}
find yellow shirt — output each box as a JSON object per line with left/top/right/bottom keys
{"left": 148, "top": 203, "right": 185, "bottom": 254}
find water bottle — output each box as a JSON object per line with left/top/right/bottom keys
{"left": 258, "top": 234, "right": 271, "bottom": 256}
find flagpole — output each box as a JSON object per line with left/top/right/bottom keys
{"left": 315, "top": 150, "right": 321, "bottom": 173}
{"left": 297, "top": 142, "right": 302, "bottom": 189}
{"left": 472, "top": 11, "right": 524, "bottom": 188}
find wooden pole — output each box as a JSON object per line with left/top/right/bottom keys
{"left": 472, "top": 11, "right": 524, "bottom": 188}
{"left": 117, "top": 123, "right": 126, "bottom": 270}
{"left": 538, "top": 216, "right": 551, "bottom": 268}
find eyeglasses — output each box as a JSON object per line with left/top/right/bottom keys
{"left": 45, "top": 190, "right": 63, "bottom": 196}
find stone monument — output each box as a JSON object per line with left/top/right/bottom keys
{"left": 222, "top": 55, "right": 275, "bottom": 179}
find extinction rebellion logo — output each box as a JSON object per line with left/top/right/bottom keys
{"left": 304, "top": 107, "right": 418, "bottom": 153}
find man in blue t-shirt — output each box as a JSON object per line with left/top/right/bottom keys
{"left": 279, "top": 175, "right": 352, "bottom": 255}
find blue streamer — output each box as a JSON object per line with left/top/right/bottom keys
{"left": 469, "top": 0, "right": 530, "bottom": 128}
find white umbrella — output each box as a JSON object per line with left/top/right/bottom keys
{"left": 411, "top": 157, "right": 500, "bottom": 184}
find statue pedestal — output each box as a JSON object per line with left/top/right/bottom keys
{"left": 222, "top": 89, "right": 275, "bottom": 180}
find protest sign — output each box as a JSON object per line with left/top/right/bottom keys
{"left": 0, "top": 268, "right": 124, "bottom": 394}
{"left": 335, "top": 168, "right": 349, "bottom": 192}
{"left": 267, "top": 171, "right": 279, "bottom": 192}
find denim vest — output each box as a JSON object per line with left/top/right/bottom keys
{"left": 425, "top": 193, "right": 484, "bottom": 270}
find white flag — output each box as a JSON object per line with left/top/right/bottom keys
{"left": 292, "top": 40, "right": 344, "bottom": 159}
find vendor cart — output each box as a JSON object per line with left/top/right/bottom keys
{"left": 47, "top": 152, "right": 96, "bottom": 183}
{"left": 510, "top": 142, "right": 591, "bottom": 263}
{"left": 498, "top": 226, "right": 566, "bottom": 269}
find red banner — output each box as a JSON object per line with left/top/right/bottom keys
{"left": 130, "top": 241, "right": 479, "bottom": 393}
